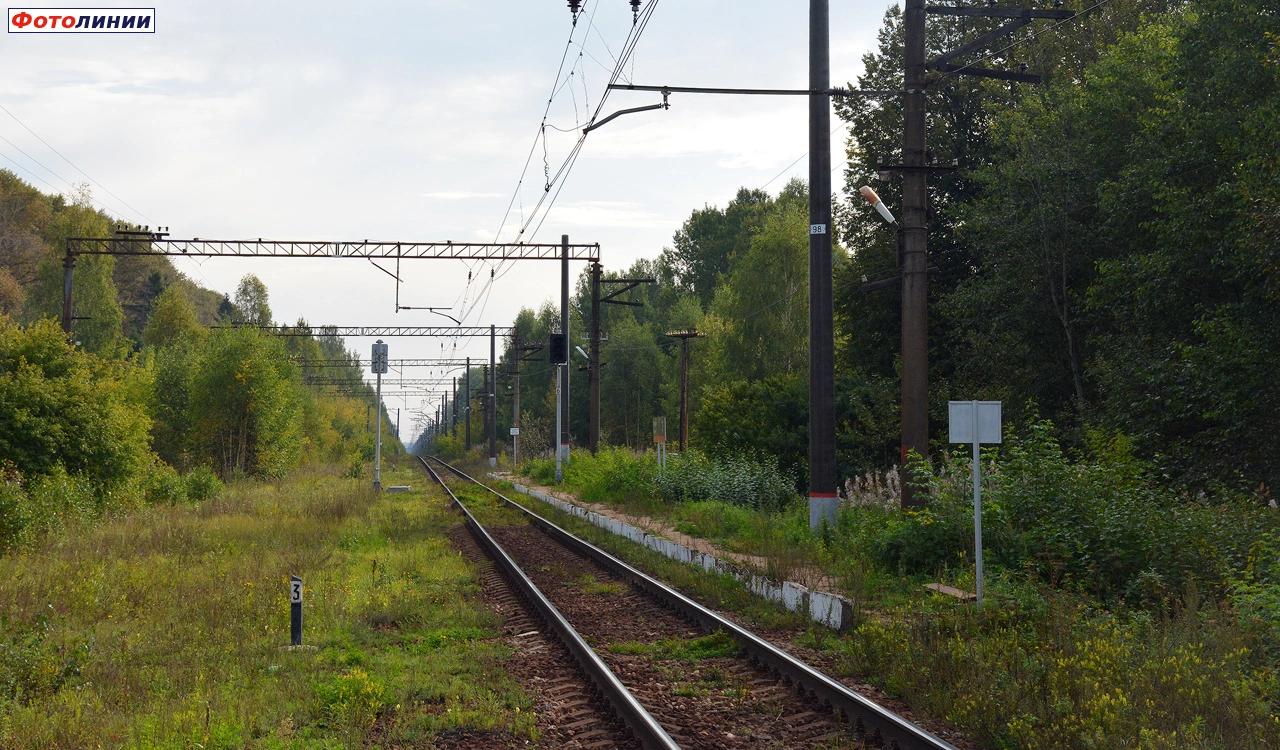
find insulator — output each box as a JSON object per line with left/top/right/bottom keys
{"left": 630, "top": 0, "right": 641, "bottom": 22}
{"left": 568, "top": 0, "right": 581, "bottom": 15}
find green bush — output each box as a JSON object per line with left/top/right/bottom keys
{"left": 314, "top": 667, "right": 386, "bottom": 730}
{"left": 19, "top": 467, "right": 96, "bottom": 543}
{"left": 841, "top": 420, "right": 1280, "bottom": 606}
{"left": 0, "top": 479, "right": 25, "bottom": 550}
{"left": 655, "top": 450, "right": 795, "bottom": 512}
{"left": 141, "top": 462, "right": 187, "bottom": 505}
{"left": 564, "top": 447, "right": 655, "bottom": 503}
{"left": 520, "top": 456, "right": 557, "bottom": 485}
{"left": 183, "top": 466, "right": 223, "bottom": 503}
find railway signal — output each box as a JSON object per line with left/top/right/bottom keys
{"left": 372, "top": 340, "right": 389, "bottom": 492}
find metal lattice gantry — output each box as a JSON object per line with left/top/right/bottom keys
{"left": 294, "top": 358, "right": 472, "bottom": 368}
{"left": 306, "top": 378, "right": 458, "bottom": 387}
{"left": 59, "top": 233, "right": 599, "bottom": 334}
{"left": 223, "top": 325, "right": 514, "bottom": 338}
{"left": 65, "top": 237, "right": 600, "bottom": 261}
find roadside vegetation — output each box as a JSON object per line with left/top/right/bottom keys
{"left": 513, "top": 434, "right": 1279, "bottom": 749}
{"left": 0, "top": 464, "right": 537, "bottom": 748}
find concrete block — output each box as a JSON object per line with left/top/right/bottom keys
{"left": 809, "top": 590, "right": 854, "bottom": 631}
{"left": 781, "top": 581, "right": 809, "bottom": 613}
{"left": 748, "top": 576, "right": 783, "bottom": 603}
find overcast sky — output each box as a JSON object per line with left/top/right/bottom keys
{"left": 2, "top": 0, "right": 889, "bottom": 441}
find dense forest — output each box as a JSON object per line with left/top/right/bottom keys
{"left": 444, "top": 0, "right": 1278, "bottom": 499}
{"left": 0, "top": 175, "right": 401, "bottom": 548}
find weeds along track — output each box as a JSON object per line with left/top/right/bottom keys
{"left": 447, "top": 524, "right": 639, "bottom": 749}
{"left": 420, "top": 456, "right": 957, "bottom": 750}
{"left": 421, "top": 457, "right": 677, "bottom": 750}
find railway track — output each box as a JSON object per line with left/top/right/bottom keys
{"left": 420, "top": 455, "right": 958, "bottom": 750}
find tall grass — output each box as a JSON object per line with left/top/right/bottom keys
{"left": 0, "top": 463, "right": 535, "bottom": 748}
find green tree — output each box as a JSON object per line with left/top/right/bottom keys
{"left": 143, "top": 285, "right": 205, "bottom": 349}
{"left": 599, "top": 317, "right": 663, "bottom": 447}
{"left": 662, "top": 188, "right": 773, "bottom": 306}
{"left": 0, "top": 317, "right": 150, "bottom": 490}
{"left": 232, "top": 274, "right": 272, "bottom": 327}
{"left": 694, "top": 372, "right": 808, "bottom": 486}
{"left": 188, "top": 328, "right": 302, "bottom": 478}
{"left": 705, "top": 181, "right": 813, "bottom": 381}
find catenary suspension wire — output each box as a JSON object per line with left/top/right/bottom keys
{"left": 0, "top": 102, "right": 151, "bottom": 223}
{"left": 465, "top": 1, "right": 660, "bottom": 324}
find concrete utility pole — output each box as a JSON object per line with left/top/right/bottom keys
{"left": 452, "top": 377, "right": 458, "bottom": 437}
{"left": 589, "top": 261, "right": 602, "bottom": 453}
{"left": 559, "top": 235, "right": 571, "bottom": 463}
{"left": 488, "top": 324, "right": 497, "bottom": 467}
{"left": 511, "top": 335, "right": 522, "bottom": 467}
{"left": 891, "top": 0, "right": 1067, "bottom": 505}
{"left": 900, "top": 0, "right": 930, "bottom": 507}
{"left": 589, "top": 267, "right": 654, "bottom": 452}
{"left": 464, "top": 356, "right": 471, "bottom": 452}
{"left": 808, "top": 0, "right": 838, "bottom": 529}
{"left": 555, "top": 363, "right": 564, "bottom": 482}
{"left": 60, "top": 247, "right": 74, "bottom": 334}
{"left": 666, "top": 330, "right": 701, "bottom": 453}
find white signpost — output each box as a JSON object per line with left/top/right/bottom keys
{"left": 948, "top": 400, "right": 1002, "bottom": 606}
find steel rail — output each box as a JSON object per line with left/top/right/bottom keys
{"left": 425, "top": 456, "right": 958, "bottom": 750}
{"left": 418, "top": 457, "right": 679, "bottom": 750}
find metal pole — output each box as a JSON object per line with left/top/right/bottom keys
{"left": 452, "top": 377, "right": 458, "bottom": 437}
{"left": 489, "top": 324, "right": 497, "bottom": 467}
{"left": 808, "top": 0, "right": 838, "bottom": 530}
{"left": 374, "top": 372, "right": 383, "bottom": 492}
{"left": 589, "top": 261, "right": 602, "bottom": 452}
{"left": 464, "top": 357, "right": 471, "bottom": 452}
{"left": 513, "top": 335, "right": 522, "bottom": 466}
{"left": 560, "top": 235, "right": 571, "bottom": 462}
{"left": 60, "top": 247, "right": 75, "bottom": 335}
{"left": 901, "top": 0, "right": 930, "bottom": 507}
{"left": 972, "top": 401, "right": 984, "bottom": 605}
{"left": 679, "top": 337, "right": 689, "bottom": 452}
{"left": 555, "top": 363, "right": 564, "bottom": 482}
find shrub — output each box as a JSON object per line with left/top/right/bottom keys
{"left": 520, "top": 456, "right": 557, "bottom": 485}
{"left": 655, "top": 450, "right": 795, "bottom": 512}
{"left": 314, "top": 667, "right": 386, "bottom": 730}
{"left": 183, "top": 466, "right": 223, "bottom": 503}
{"left": 141, "top": 462, "right": 187, "bottom": 505}
{"left": 0, "top": 479, "right": 25, "bottom": 550}
{"left": 20, "top": 467, "right": 96, "bottom": 542}
{"left": 841, "top": 420, "right": 1280, "bottom": 606}
{"left": 564, "top": 447, "right": 655, "bottom": 503}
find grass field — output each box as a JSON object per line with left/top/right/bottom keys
{"left": 0, "top": 462, "right": 536, "bottom": 749}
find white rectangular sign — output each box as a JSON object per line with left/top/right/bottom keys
{"left": 289, "top": 577, "right": 302, "bottom": 604}
{"left": 948, "top": 401, "right": 1002, "bottom": 444}
{"left": 509, "top": 427, "right": 519, "bottom": 436}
